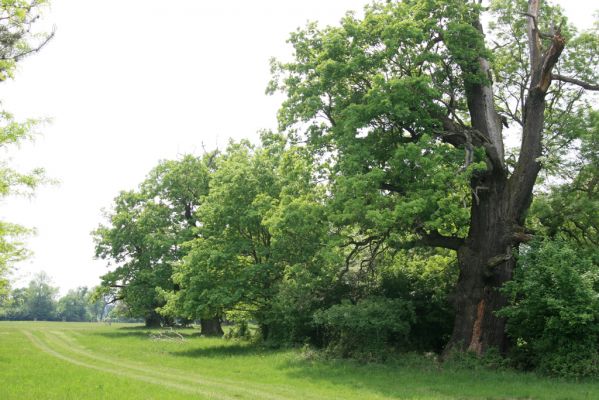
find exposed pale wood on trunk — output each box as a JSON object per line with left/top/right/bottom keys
{"left": 444, "top": 0, "right": 567, "bottom": 356}
{"left": 467, "top": 299, "right": 485, "bottom": 353}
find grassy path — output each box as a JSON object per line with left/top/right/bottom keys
{"left": 3, "top": 321, "right": 599, "bottom": 399}
{"left": 37, "top": 329, "right": 312, "bottom": 400}
{"left": 23, "top": 330, "right": 230, "bottom": 399}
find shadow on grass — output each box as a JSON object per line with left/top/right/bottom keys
{"left": 279, "top": 356, "right": 416, "bottom": 398}
{"left": 114, "top": 325, "right": 198, "bottom": 331}
{"left": 170, "top": 343, "right": 280, "bottom": 359}
{"left": 92, "top": 330, "right": 151, "bottom": 339}
{"left": 277, "top": 354, "right": 599, "bottom": 400}
{"left": 92, "top": 326, "right": 198, "bottom": 340}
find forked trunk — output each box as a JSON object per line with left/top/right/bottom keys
{"left": 442, "top": 0, "right": 566, "bottom": 355}
{"left": 200, "top": 317, "right": 223, "bottom": 336}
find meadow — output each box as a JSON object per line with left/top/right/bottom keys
{"left": 1, "top": 321, "right": 598, "bottom": 400}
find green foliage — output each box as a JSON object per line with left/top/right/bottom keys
{"left": 268, "top": 0, "right": 503, "bottom": 248}
{"left": 0, "top": 0, "right": 52, "bottom": 295}
{"left": 56, "top": 287, "right": 92, "bottom": 322}
{"left": 513, "top": 101, "right": 599, "bottom": 379}
{"left": 94, "top": 154, "right": 212, "bottom": 326}
{"left": 263, "top": 256, "right": 343, "bottom": 345}
{"left": 380, "top": 249, "right": 457, "bottom": 352}
{"left": 0, "top": 271, "right": 59, "bottom": 321}
{"left": 313, "top": 297, "right": 414, "bottom": 361}
{"left": 0, "top": 112, "right": 47, "bottom": 294}
{"left": 488, "top": 0, "right": 598, "bottom": 170}
{"left": 169, "top": 134, "right": 330, "bottom": 339}
{"left": 0, "top": 221, "right": 32, "bottom": 296}
{"left": 0, "top": 1, "right": 53, "bottom": 81}
{"left": 499, "top": 239, "right": 599, "bottom": 378}
{"left": 529, "top": 110, "right": 599, "bottom": 248}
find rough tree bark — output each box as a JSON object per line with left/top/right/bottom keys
{"left": 200, "top": 317, "right": 223, "bottom": 336}
{"left": 443, "top": 0, "right": 570, "bottom": 355}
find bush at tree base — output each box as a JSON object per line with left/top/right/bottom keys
{"left": 499, "top": 239, "right": 599, "bottom": 378}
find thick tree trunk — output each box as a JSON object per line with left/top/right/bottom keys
{"left": 145, "top": 312, "right": 162, "bottom": 328}
{"left": 445, "top": 172, "right": 515, "bottom": 355}
{"left": 442, "top": 1, "right": 565, "bottom": 355}
{"left": 200, "top": 317, "right": 223, "bottom": 336}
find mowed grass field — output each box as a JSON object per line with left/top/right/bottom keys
{"left": 1, "top": 322, "right": 598, "bottom": 399}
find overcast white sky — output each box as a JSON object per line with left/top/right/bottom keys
{"left": 0, "top": 0, "right": 595, "bottom": 294}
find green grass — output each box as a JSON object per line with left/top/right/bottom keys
{"left": 1, "top": 321, "right": 598, "bottom": 399}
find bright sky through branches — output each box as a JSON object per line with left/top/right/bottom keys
{"left": 0, "top": 0, "right": 595, "bottom": 293}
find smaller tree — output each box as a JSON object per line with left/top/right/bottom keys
{"left": 94, "top": 155, "right": 212, "bottom": 327}
{"left": 23, "top": 271, "right": 58, "bottom": 320}
{"left": 168, "top": 134, "right": 329, "bottom": 338}
{"left": 57, "top": 287, "right": 91, "bottom": 322}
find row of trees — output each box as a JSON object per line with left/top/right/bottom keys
{"left": 0, "top": 272, "right": 114, "bottom": 322}
{"left": 93, "top": 0, "right": 598, "bottom": 377}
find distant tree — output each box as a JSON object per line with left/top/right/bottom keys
{"left": 56, "top": 287, "right": 91, "bottom": 322}
{"left": 23, "top": 271, "right": 58, "bottom": 320}
{"left": 0, "top": 286, "right": 26, "bottom": 320}
{"left": 86, "top": 286, "right": 111, "bottom": 322}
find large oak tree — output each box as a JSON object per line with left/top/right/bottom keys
{"left": 269, "top": 0, "right": 598, "bottom": 353}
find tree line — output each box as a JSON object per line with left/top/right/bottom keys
{"left": 0, "top": 0, "right": 597, "bottom": 380}
{"left": 0, "top": 272, "right": 120, "bottom": 322}
{"left": 89, "top": 0, "right": 599, "bottom": 377}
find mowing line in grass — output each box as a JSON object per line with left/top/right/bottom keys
{"left": 22, "top": 330, "right": 238, "bottom": 400}
{"left": 52, "top": 329, "right": 328, "bottom": 400}
{"left": 44, "top": 330, "right": 299, "bottom": 400}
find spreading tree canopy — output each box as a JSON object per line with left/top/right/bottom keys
{"left": 93, "top": 155, "right": 212, "bottom": 327}
{"left": 269, "top": 0, "right": 598, "bottom": 354}
{"left": 165, "top": 134, "right": 329, "bottom": 338}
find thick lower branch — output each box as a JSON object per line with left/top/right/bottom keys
{"left": 393, "top": 229, "right": 464, "bottom": 251}
{"left": 420, "top": 230, "right": 464, "bottom": 250}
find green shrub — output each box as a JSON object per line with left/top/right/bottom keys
{"left": 313, "top": 297, "right": 414, "bottom": 361}
{"left": 499, "top": 239, "right": 599, "bottom": 378}
{"left": 380, "top": 249, "right": 457, "bottom": 352}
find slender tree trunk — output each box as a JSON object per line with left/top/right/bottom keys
{"left": 200, "top": 317, "right": 223, "bottom": 336}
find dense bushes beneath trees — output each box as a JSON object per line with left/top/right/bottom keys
{"left": 500, "top": 240, "right": 599, "bottom": 378}
{"left": 88, "top": 132, "right": 599, "bottom": 378}
{"left": 87, "top": 0, "right": 599, "bottom": 379}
